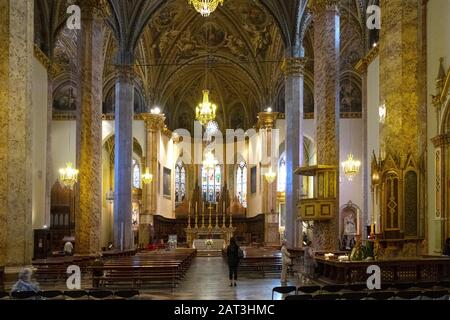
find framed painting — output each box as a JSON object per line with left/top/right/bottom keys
{"left": 163, "top": 167, "right": 171, "bottom": 198}
{"left": 251, "top": 166, "right": 257, "bottom": 194}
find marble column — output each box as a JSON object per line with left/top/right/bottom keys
{"left": 0, "top": 0, "right": 34, "bottom": 266}
{"left": 140, "top": 113, "right": 165, "bottom": 246}
{"left": 379, "top": 0, "right": 422, "bottom": 162}
{"left": 113, "top": 65, "right": 134, "bottom": 250}
{"left": 75, "top": 2, "right": 105, "bottom": 254}
{"left": 378, "top": 0, "right": 425, "bottom": 239}
{"left": 310, "top": 0, "right": 340, "bottom": 251}
{"left": 284, "top": 57, "right": 306, "bottom": 248}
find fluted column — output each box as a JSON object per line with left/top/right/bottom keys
{"left": 310, "top": 0, "right": 340, "bottom": 251}
{"left": 75, "top": 1, "right": 106, "bottom": 254}
{"left": 113, "top": 65, "right": 134, "bottom": 250}
{"left": 284, "top": 57, "right": 306, "bottom": 248}
{"left": 0, "top": 0, "right": 34, "bottom": 266}
{"left": 140, "top": 113, "right": 165, "bottom": 246}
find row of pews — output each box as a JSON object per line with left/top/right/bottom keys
{"left": 223, "top": 247, "right": 284, "bottom": 277}
{"left": 91, "top": 249, "right": 197, "bottom": 289}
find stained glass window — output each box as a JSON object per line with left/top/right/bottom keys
{"left": 277, "top": 155, "right": 286, "bottom": 192}
{"left": 202, "top": 165, "right": 221, "bottom": 203}
{"left": 175, "top": 162, "right": 186, "bottom": 203}
{"left": 132, "top": 159, "right": 140, "bottom": 189}
{"left": 236, "top": 161, "right": 247, "bottom": 208}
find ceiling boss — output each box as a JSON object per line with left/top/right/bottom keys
{"left": 188, "top": 0, "right": 224, "bottom": 17}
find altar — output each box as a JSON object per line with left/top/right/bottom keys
{"left": 193, "top": 239, "right": 225, "bottom": 250}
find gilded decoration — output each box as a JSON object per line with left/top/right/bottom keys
{"left": 308, "top": 0, "right": 340, "bottom": 13}
{"left": 257, "top": 112, "right": 279, "bottom": 130}
{"left": 282, "top": 57, "right": 306, "bottom": 78}
{"left": 33, "top": 45, "right": 60, "bottom": 76}
{"left": 140, "top": 113, "right": 167, "bottom": 131}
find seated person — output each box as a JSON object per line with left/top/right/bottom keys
{"left": 64, "top": 241, "right": 74, "bottom": 256}
{"left": 11, "top": 268, "right": 40, "bottom": 295}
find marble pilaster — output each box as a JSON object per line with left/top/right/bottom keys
{"left": 140, "top": 113, "right": 165, "bottom": 246}
{"left": 311, "top": 0, "right": 340, "bottom": 251}
{"left": 75, "top": 3, "right": 105, "bottom": 254}
{"left": 284, "top": 57, "right": 306, "bottom": 247}
{"left": 0, "top": 0, "right": 34, "bottom": 266}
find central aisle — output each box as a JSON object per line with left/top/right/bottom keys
{"left": 143, "top": 257, "right": 299, "bottom": 300}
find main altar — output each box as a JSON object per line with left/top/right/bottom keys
{"left": 185, "top": 185, "right": 235, "bottom": 249}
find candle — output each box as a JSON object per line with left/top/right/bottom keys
{"left": 195, "top": 202, "right": 198, "bottom": 213}
{"left": 189, "top": 202, "right": 191, "bottom": 214}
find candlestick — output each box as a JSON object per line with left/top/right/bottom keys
{"left": 222, "top": 201, "right": 226, "bottom": 228}
{"left": 195, "top": 210, "right": 198, "bottom": 228}
{"left": 215, "top": 202, "right": 219, "bottom": 228}
{"left": 230, "top": 209, "right": 233, "bottom": 228}
{"left": 208, "top": 203, "right": 212, "bottom": 228}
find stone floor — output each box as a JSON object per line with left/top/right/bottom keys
{"left": 4, "top": 257, "right": 301, "bottom": 300}
{"left": 141, "top": 257, "right": 300, "bottom": 300}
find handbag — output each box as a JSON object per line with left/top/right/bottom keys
{"left": 238, "top": 248, "right": 244, "bottom": 259}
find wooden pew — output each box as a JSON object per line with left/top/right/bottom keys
{"left": 90, "top": 249, "right": 197, "bottom": 289}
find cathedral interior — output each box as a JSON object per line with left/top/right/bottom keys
{"left": 1, "top": 0, "right": 450, "bottom": 301}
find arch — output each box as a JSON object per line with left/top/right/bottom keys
{"left": 339, "top": 201, "right": 362, "bottom": 250}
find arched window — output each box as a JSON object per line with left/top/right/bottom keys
{"left": 236, "top": 161, "right": 247, "bottom": 208}
{"left": 175, "top": 161, "right": 186, "bottom": 203}
{"left": 277, "top": 155, "right": 286, "bottom": 192}
{"left": 202, "top": 165, "right": 221, "bottom": 203}
{"left": 132, "top": 159, "right": 140, "bottom": 189}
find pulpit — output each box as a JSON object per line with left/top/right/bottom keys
{"left": 295, "top": 165, "right": 338, "bottom": 221}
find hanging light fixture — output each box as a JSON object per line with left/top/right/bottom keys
{"left": 188, "top": 0, "right": 224, "bottom": 17}
{"left": 342, "top": 154, "right": 361, "bottom": 181}
{"left": 59, "top": 66, "right": 78, "bottom": 189}
{"left": 264, "top": 167, "right": 277, "bottom": 184}
{"left": 59, "top": 162, "right": 79, "bottom": 189}
{"left": 195, "top": 90, "right": 217, "bottom": 126}
{"left": 203, "top": 151, "right": 218, "bottom": 170}
{"left": 142, "top": 167, "right": 153, "bottom": 185}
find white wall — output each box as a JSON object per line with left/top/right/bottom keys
{"left": 427, "top": 0, "right": 450, "bottom": 254}
{"left": 51, "top": 121, "right": 77, "bottom": 184}
{"left": 158, "top": 133, "right": 175, "bottom": 218}
{"left": 31, "top": 57, "right": 48, "bottom": 229}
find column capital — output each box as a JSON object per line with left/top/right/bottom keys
{"left": 77, "top": 0, "right": 111, "bottom": 18}
{"left": 308, "top": 0, "right": 340, "bottom": 13}
{"left": 140, "top": 113, "right": 166, "bottom": 131}
{"left": 114, "top": 65, "right": 135, "bottom": 83}
{"left": 282, "top": 57, "right": 307, "bottom": 78}
{"left": 257, "top": 112, "right": 279, "bottom": 130}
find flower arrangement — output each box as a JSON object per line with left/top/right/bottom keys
{"left": 324, "top": 253, "right": 335, "bottom": 260}
{"left": 205, "top": 239, "right": 214, "bottom": 246}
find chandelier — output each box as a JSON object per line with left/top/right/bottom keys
{"left": 342, "top": 154, "right": 361, "bottom": 181}
{"left": 142, "top": 167, "right": 153, "bottom": 185}
{"left": 188, "top": 0, "right": 224, "bottom": 17}
{"left": 203, "top": 151, "right": 218, "bottom": 170}
{"left": 59, "top": 162, "right": 79, "bottom": 189}
{"left": 264, "top": 168, "right": 277, "bottom": 184}
{"left": 195, "top": 90, "right": 217, "bottom": 126}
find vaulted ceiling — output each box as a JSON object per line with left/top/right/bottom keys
{"left": 35, "top": 0, "right": 371, "bottom": 131}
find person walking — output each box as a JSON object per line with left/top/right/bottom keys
{"left": 280, "top": 240, "right": 292, "bottom": 284}
{"left": 226, "top": 237, "right": 243, "bottom": 287}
